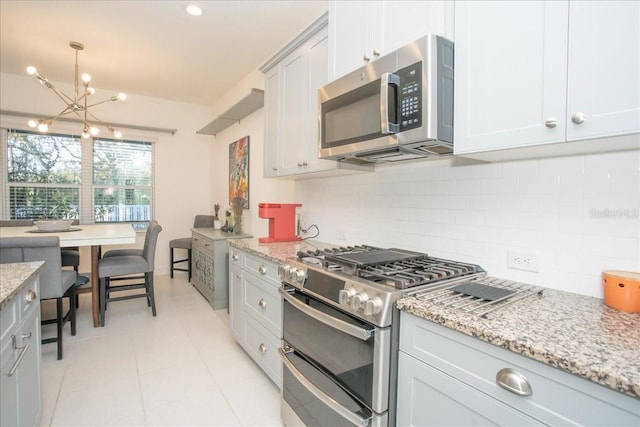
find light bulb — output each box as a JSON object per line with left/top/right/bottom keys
{"left": 81, "top": 73, "right": 91, "bottom": 83}
{"left": 186, "top": 5, "right": 203, "bottom": 16}
{"left": 113, "top": 131, "right": 123, "bottom": 139}
{"left": 117, "top": 93, "right": 127, "bottom": 101}
{"left": 28, "top": 120, "right": 37, "bottom": 128}
{"left": 87, "top": 87, "right": 95, "bottom": 95}
{"left": 90, "top": 126, "right": 99, "bottom": 136}
{"left": 82, "top": 130, "right": 90, "bottom": 139}
{"left": 37, "top": 123, "right": 49, "bottom": 133}
{"left": 26, "top": 66, "right": 37, "bottom": 75}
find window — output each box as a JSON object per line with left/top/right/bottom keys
{"left": 93, "top": 138, "right": 152, "bottom": 222}
{"left": 3, "top": 129, "right": 154, "bottom": 223}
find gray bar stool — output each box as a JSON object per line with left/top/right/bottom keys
{"left": 169, "top": 215, "right": 215, "bottom": 281}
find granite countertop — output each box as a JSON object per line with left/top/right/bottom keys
{"left": 225, "top": 239, "right": 640, "bottom": 399}
{"left": 0, "top": 261, "right": 45, "bottom": 309}
{"left": 397, "top": 285, "right": 640, "bottom": 400}
{"left": 228, "top": 237, "right": 338, "bottom": 264}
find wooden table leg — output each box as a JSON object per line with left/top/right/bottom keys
{"left": 91, "top": 245, "right": 100, "bottom": 327}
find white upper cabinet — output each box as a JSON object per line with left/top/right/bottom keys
{"left": 262, "top": 14, "right": 372, "bottom": 178}
{"left": 328, "top": 1, "right": 453, "bottom": 81}
{"left": 454, "top": 1, "right": 640, "bottom": 158}
{"left": 566, "top": 1, "right": 640, "bottom": 141}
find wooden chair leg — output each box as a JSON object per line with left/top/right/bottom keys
{"left": 56, "top": 298, "right": 63, "bottom": 360}
{"left": 99, "top": 277, "right": 106, "bottom": 327}
{"left": 170, "top": 248, "right": 174, "bottom": 278}
{"left": 69, "top": 287, "right": 76, "bottom": 336}
{"left": 148, "top": 273, "right": 157, "bottom": 317}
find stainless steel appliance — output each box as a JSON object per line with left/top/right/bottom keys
{"left": 318, "top": 34, "right": 454, "bottom": 164}
{"left": 278, "top": 245, "right": 486, "bottom": 427}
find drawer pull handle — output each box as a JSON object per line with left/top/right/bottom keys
{"left": 232, "top": 253, "right": 239, "bottom": 261}
{"left": 258, "top": 265, "right": 267, "bottom": 275}
{"left": 26, "top": 290, "right": 37, "bottom": 303}
{"left": 7, "top": 335, "right": 30, "bottom": 377}
{"left": 258, "top": 343, "right": 267, "bottom": 354}
{"left": 496, "top": 368, "right": 532, "bottom": 396}
{"left": 258, "top": 298, "right": 267, "bottom": 309}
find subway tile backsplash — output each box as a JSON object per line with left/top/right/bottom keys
{"left": 295, "top": 149, "right": 640, "bottom": 298}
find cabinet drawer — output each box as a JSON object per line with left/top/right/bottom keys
{"left": 192, "top": 234, "right": 214, "bottom": 256}
{"left": 243, "top": 253, "right": 280, "bottom": 288}
{"left": 400, "top": 312, "right": 640, "bottom": 426}
{"left": 0, "top": 298, "right": 18, "bottom": 350}
{"left": 243, "top": 273, "right": 281, "bottom": 336}
{"left": 397, "top": 352, "right": 539, "bottom": 426}
{"left": 244, "top": 313, "right": 281, "bottom": 387}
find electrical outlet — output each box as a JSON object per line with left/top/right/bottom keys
{"left": 336, "top": 229, "right": 347, "bottom": 241}
{"left": 507, "top": 249, "right": 539, "bottom": 272}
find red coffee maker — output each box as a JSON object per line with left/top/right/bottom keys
{"left": 258, "top": 203, "right": 302, "bottom": 243}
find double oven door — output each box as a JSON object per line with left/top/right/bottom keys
{"left": 279, "top": 285, "right": 391, "bottom": 427}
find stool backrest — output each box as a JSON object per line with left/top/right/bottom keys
{"left": 193, "top": 215, "right": 215, "bottom": 228}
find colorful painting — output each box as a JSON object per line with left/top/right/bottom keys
{"left": 229, "top": 136, "right": 249, "bottom": 209}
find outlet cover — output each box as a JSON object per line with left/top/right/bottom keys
{"left": 507, "top": 249, "right": 539, "bottom": 273}
{"left": 336, "top": 229, "right": 347, "bottom": 240}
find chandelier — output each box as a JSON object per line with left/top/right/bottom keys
{"left": 26, "top": 41, "right": 126, "bottom": 139}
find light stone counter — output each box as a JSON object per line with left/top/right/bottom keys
{"left": 227, "top": 238, "right": 640, "bottom": 400}
{"left": 397, "top": 287, "right": 640, "bottom": 400}
{"left": 0, "top": 261, "right": 45, "bottom": 309}
{"left": 228, "top": 237, "right": 338, "bottom": 264}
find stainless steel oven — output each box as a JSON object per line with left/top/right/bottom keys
{"left": 278, "top": 246, "right": 486, "bottom": 427}
{"left": 280, "top": 284, "right": 391, "bottom": 427}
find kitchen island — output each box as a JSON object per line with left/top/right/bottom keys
{"left": 1, "top": 261, "right": 44, "bottom": 427}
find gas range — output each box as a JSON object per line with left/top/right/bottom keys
{"left": 279, "top": 245, "right": 486, "bottom": 327}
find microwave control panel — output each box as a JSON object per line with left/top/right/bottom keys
{"left": 398, "top": 62, "right": 422, "bottom": 130}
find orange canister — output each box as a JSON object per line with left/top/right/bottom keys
{"left": 602, "top": 270, "right": 640, "bottom": 313}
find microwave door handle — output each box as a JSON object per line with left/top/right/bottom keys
{"left": 380, "top": 72, "right": 400, "bottom": 135}
{"left": 280, "top": 288, "right": 373, "bottom": 341}
{"left": 279, "top": 348, "right": 372, "bottom": 427}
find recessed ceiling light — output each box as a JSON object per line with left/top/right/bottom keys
{"left": 186, "top": 5, "right": 203, "bottom": 16}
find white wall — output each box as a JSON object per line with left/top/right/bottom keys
{"left": 0, "top": 72, "right": 214, "bottom": 274}
{"left": 208, "top": 70, "right": 295, "bottom": 240}
{"left": 295, "top": 149, "right": 640, "bottom": 298}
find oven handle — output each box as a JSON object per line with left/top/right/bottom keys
{"left": 280, "top": 288, "right": 373, "bottom": 341}
{"left": 280, "top": 347, "right": 372, "bottom": 427}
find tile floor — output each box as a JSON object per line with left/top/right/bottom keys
{"left": 38, "top": 274, "right": 283, "bottom": 427}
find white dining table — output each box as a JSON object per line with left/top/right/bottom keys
{"left": 0, "top": 223, "right": 137, "bottom": 327}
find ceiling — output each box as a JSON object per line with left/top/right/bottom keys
{"left": 0, "top": 0, "right": 328, "bottom": 106}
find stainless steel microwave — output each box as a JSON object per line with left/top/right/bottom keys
{"left": 318, "top": 34, "right": 454, "bottom": 164}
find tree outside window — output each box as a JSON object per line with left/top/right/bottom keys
{"left": 4, "top": 129, "right": 153, "bottom": 223}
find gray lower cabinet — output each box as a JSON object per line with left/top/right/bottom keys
{"left": 229, "top": 247, "right": 282, "bottom": 388}
{"left": 191, "top": 229, "right": 250, "bottom": 310}
{"left": 1, "top": 275, "right": 41, "bottom": 427}
{"left": 397, "top": 311, "right": 640, "bottom": 426}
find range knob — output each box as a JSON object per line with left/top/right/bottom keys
{"left": 294, "top": 269, "right": 306, "bottom": 283}
{"left": 351, "top": 292, "right": 369, "bottom": 311}
{"left": 338, "top": 287, "right": 357, "bottom": 304}
{"left": 364, "top": 297, "right": 383, "bottom": 316}
{"left": 278, "top": 264, "right": 291, "bottom": 279}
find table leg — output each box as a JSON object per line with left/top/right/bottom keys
{"left": 91, "top": 245, "right": 100, "bottom": 327}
